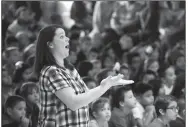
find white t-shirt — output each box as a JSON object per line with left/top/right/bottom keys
{"left": 164, "top": 85, "right": 174, "bottom": 95}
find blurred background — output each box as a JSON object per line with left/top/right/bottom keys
{"left": 1, "top": 1, "right": 185, "bottom": 126}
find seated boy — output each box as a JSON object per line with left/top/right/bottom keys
{"left": 2, "top": 95, "right": 30, "bottom": 127}
{"left": 132, "top": 83, "right": 156, "bottom": 127}
{"left": 109, "top": 85, "right": 137, "bottom": 127}
{"left": 169, "top": 97, "right": 185, "bottom": 127}
{"left": 147, "top": 95, "right": 178, "bottom": 127}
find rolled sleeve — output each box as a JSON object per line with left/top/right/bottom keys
{"left": 47, "top": 66, "right": 71, "bottom": 93}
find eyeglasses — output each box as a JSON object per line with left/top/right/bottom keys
{"left": 166, "top": 106, "right": 179, "bottom": 112}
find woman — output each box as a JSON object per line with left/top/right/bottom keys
{"left": 34, "top": 24, "right": 134, "bottom": 127}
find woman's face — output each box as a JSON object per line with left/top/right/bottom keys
{"left": 148, "top": 61, "right": 159, "bottom": 72}
{"left": 50, "top": 28, "right": 70, "bottom": 59}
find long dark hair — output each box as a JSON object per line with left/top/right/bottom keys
{"left": 34, "top": 25, "right": 64, "bottom": 76}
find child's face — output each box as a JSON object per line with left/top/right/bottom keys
{"left": 131, "top": 56, "right": 141, "bottom": 69}
{"left": 140, "top": 90, "right": 154, "bottom": 106}
{"left": 87, "top": 51, "right": 98, "bottom": 61}
{"left": 143, "top": 74, "right": 155, "bottom": 84}
{"left": 165, "top": 67, "right": 176, "bottom": 85}
{"left": 120, "top": 68, "right": 129, "bottom": 80}
{"left": 8, "top": 50, "right": 22, "bottom": 64}
{"left": 103, "top": 56, "right": 115, "bottom": 68}
{"left": 148, "top": 61, "right": 159, "bottom": 72}
{"left": 119, "top": 35, "right": 133, "bottom": 50}
{"left": 27, "top": 89, "right": 39, "bottom": 104}
{"left": 80, "top": 38, "right": 91, "bottom": 51}
{"left": 176, "top": 56, "right": 185, "bottom": 70}
{"left": 95, "top": 103, "right": 111, "bottom": 121}
{"left": 19, "top": 9, "right": 34, "bottom": 22}
{"left": 123, "top": 90, "right": 137, "bottom": 109}
{"left": 67, "top": 51, "right": 77, "bottom": 64}
{"left": 86, "top": 81, "right": 97, "bottom": 89}
{"left": 164, "top": 101, "right": 178, "bottom": 121}
{"left": 107, "top": 49, "right": 116, "bottom": 59}
{"left": 2, "top": 70, "right": 12, "bottom": 85}
{"left": 8, "top": 101, "right": 26, "bottom": 122}
{"left": 22, "top": 67, "right": 33, "bottom": 81}
{"left": 150, "top": 49, "right": 159, "bottom": 60}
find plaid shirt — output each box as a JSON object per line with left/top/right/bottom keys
{"left": 39, "top": 65, "right": 89, "bottom": 127}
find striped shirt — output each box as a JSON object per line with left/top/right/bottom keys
{"left": 39, "top": 65, "right": 89, "bottom": 127}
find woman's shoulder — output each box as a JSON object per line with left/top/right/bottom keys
{"left": 41, "top": 65, "right": 64, "bottom": 74}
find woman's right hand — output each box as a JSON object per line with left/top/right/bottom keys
{"left": 100, "top": 74, "right": 134, "bottom": 87}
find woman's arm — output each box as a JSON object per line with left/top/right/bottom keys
{"left": 55, "top": 74, "right": 134, "bottom": 111}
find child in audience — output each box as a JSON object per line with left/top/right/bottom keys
{"left": 109, "top": 86, "right": 137, "bottom": 127}
{"left": 145, "top": 58, "right": 159, "bottom": 76}
{"left": 82, "top": 76, "right": 98, "bottom": 89}
{"left": 3, "top": 95, "right": 30, "bottom": 127}
{"left": 132, "top": 83, "right": 156, "bottom": 127}
{"left": 147, "top": 95, "right": 178, "bottom": 127}
{"left": 149, "top": 79, "right": 165, "bottom": 99}
{"left": 90, "top": 60, "right": 102, "bottom": 79}
{"left": 19, "top": 82, "right": 39, "bottom": 127}
{"left": 119, "top": 63, "right": 130, "bottom": 80}
{"left": 170, "top": 97, "right": 185, "bottom": 127}
{"left": 4, "top": 35, "right": 19, "bottom": 48}
{"left": 141, "top": 70, "right": 156, "bottom": 84}
{"left": 89, "top": 97, "right": 111, "bottom": 127}
{"left": 12, "top": 62, "right": 33, "bottom": 87}
{"left": 3, "top": 47, "right": 22, "bottom": 76}
{"left": 161, "top": 66, "right": 176, "bottom": 95}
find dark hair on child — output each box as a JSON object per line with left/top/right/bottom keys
{"left": 12, "top": 62, "right": 31, "bottom": 83}
{"left": 112, "top": 85, "right": 132, "bottom": 108}
{"left": 91, "top": 97, "right": 110, "bottom": 114}
{"left": 19, "top": 82, "right": 38, "bottom": 98}
{"left": 82, "top": 76, "right": 96, "bottom": 85}
{"left": 96, "top": 68, "right": 113, "bottom": 84}
{"left": 154, "top": 95, "right": 176, "bottom": 116}
{"left": 5, "top": 47, "right": 19, "bottom": 57}
{"left": 146, "top": 58, "right": 159, "bottom": 69}
{"left": 89, "top": 47, "right": 99, "bottom": 54}
{"left": 127, "top": 52, "right": 140, "bottom": 65}
{"left": 15, "top": 6, "right": 28, "bottom": 18}
{"left": 120, "top": 63, "right": 129, "bottom": 70}
{"left": 5, "top": 35, "right": 18, "bottom": 47}
{"left": 149, "top": 79, "right": 163, "bottom": 98}
{"left": 134, "top": 82, "right": 153, "bottom": 96}
{"left": 140, "top": 70, "right": 157, "bottom": 80}
{"left": 5, "top": 95, "right": 25, "bottom": 109}
{"left": 77, "top": 60, "right": 93, "bottom": 77}
{"left": 177, "top": 98, "right": 185, "bottom": 114}
{"left": 172, "top": 73, "right": 185, "bottom": 99}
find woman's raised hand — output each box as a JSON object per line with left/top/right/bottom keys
{"left": 100, "top": 74, "right": 134, "bottom": 87}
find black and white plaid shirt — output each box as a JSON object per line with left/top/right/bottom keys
{"left": 39, "top": 65, "right": 89, "bottom": 127}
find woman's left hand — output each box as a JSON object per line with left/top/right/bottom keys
{"left": 100, "top": 74, "right": 134, "bottom": 87}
